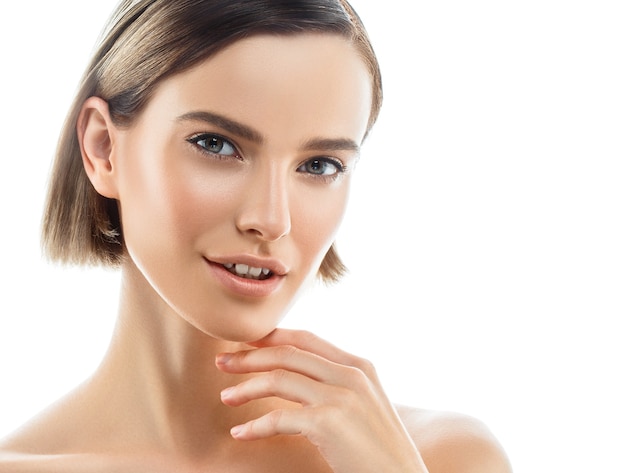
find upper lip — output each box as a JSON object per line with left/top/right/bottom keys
{"left": 206, "top": 254, "right": 289, "bottom": 276}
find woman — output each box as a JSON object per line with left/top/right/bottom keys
{"left": 0, "top": 0, "right": 511, "bottom": 471}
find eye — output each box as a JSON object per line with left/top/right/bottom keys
{"left": 297, "top": 157, "right": 346, "bottom": 177}
{"left": 187, "top": 133, "right": 239, "bottom": 158}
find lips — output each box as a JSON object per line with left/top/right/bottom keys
{"left": 222, "top": 263, "right": 272, "bottom": 280}
{"left": 205, "top": 255, "right": 288, "bottom": 297}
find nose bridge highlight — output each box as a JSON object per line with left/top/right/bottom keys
{"left": 236, "top": 162, "right": 291, "bottom": 241}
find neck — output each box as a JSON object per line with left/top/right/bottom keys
{"left": 89, "top": 262, "right": 260, "bottom": 458}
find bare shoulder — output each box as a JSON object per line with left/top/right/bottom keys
{"left": 0, "top": 449, "right": 172, "bottom": 473}
{"left": 0, "top": 435, "right": 172, "bottom": 473}
{"left": 0, "top": 392, "right": 113, "bottom": 473}
{"left": 395, "top": 405, "right": 512, "bottom": 473}
{"left": 0, "top": 449, "right": 83, "bottom": 473}
{"left": 0, "top": 415, "right": 81, "bottom": 473}
{"left": 0, "top": 393, "right": 79, "bottom": 456}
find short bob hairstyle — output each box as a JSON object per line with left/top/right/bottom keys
{"left": 42, "top": 0, "right": 382, "bottom": 283}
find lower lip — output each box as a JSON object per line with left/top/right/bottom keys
{"left": 205, "top": 260, "right": 285, "bottom": 298}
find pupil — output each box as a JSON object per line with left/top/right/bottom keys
{"left": 310, "top": 160, "right": 322, "bottom": 173}
{"left": 208, "top": 137, "right": 222, "bottom": 152}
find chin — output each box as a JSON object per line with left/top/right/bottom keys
{"left": 212, "top": 325, "right": 277, "bottom": 344}
{"left": 189, "top": 311, "right": 283, "bottom": 344}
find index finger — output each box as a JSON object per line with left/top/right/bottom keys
{"left": 249, "top": 329, "right": 369, "bottom": 371}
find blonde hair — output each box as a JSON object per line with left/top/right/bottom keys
{"left": 42, "top": 0, "right": 382, "bottom": 283}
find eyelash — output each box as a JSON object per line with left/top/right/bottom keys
{"left": 186, "top": 133, "right": 347, "bottom": 181}
{"left": 186, "top": 133, "right": 241, "bottom": 160}
{"left": 296, "top": 157, "right": 347, "bottom": 182}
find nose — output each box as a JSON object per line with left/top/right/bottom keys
{"left": 235, "top": 164, "right": 292, "bottom": 242}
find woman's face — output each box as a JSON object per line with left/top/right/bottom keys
{"left": 110, "top": 34, "right": 372, "bottom": 341}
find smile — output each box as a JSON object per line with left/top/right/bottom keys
{"left": 222, "top": 263, "right": 273, "bottom": 280}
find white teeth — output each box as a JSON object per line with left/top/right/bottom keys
{"left": 223, "top": 263, "right": 272, "bottom": 280}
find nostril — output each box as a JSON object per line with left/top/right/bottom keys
{"left": 236, "top": 209, "right": 291, "bottom": 242}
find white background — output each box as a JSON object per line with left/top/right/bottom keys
{"left": 1, "top": 1, "right": 624, "bottom": 472}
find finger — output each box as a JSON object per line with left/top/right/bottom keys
{"left": 220, "top": 369, "right": 334, "bottom": 407}
{"left": 249, "top": 329, "right": 378, "bottom": 379}
{"left": 229, "top": 407, "right": 314, "bottom": 440}
{"left": 217, "top": 345, "right": 379, "bottom": 400}
{"left": 249, "top": 329, "right": 347, "bottom": 361}
{"left": 216, "top": 344, "right": 346, "bottom": 384}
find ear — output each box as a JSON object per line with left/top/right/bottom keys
{"left": 77, "top": 96, "right": 120, "bottom": 199}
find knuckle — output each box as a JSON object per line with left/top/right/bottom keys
{"left": 353, "top": 355, "right": 378, "bottom": 378}
{"left": 270, "top": 368, "right": 289, "bottom": 386}
{"left": 312, "top": 404, "right": 344, "bottom": 433}
{"left": 235, "top": 348, "right": 253, "bottom": 364}
{"left": 352, "top": 354, "right": 373, "bottom": 371}
{"left": 276, "top": 344, "right": 299, "bottom": 360}
{"left": 267, "top": 409, "right": 284, "bottom": 430}
{"left": 343, "top": 364, "right": 374, "bottom": 393}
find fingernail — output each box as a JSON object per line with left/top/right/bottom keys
{"left": 230, "top": 424, "right": 245, "bottom": 438}
{"left": 220, "top": 386, "right": 235, "bottom": 400}
{"left": 216, "top": 353, "right": 233, "bottom": 366}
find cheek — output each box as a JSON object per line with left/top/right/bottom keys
{"left": 116, "top": 143, "right": 241, "bottom": 260}
{"left": 291, "top": 181, "right": 351, "bottom": 266}
{"left": 160, "top": 171, "right": 240, "bottom": 244}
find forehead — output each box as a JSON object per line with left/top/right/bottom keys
{"left": 144, "top": 33, "right": 373, "bottom": 143}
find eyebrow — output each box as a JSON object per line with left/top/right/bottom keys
{"left": 301, "top": 137, "right": 361, "bottom": 153}
{"left": 177, "top": 110, "right": 360, "bottom": 153}
{"left": 176, "top": 111, "right": 264, "bottom": 144}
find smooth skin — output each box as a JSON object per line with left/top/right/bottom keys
{"left": 0, "top": 34, "right": 511, "bottom": 473}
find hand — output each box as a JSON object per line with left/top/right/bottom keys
{"left": 215, "top": 328, "right": 428, "bottom": 473}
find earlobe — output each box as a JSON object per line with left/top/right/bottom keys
{"left": 77, "top": 96, "right": 119, "bottom": 199}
